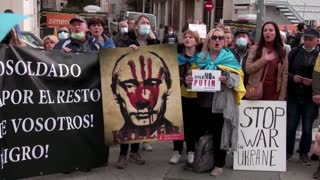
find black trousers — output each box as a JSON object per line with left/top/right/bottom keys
{"left": 200, "top": 107, "right": 227, "bottom": 168}
{"left": 173, "top": 97, "right": 201, "bottom": 153}
{"left": 120, "top": 143, "right": 139, "bottom": 155}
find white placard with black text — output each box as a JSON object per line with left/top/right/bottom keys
{"left": 188, "top": 24, "right": 207, "bottom": 39}
{"left": 190, "top": 70, "right": 221, "bottom": 92}
{"left": 233, "top": 100, "right": 287, "bottom": 172}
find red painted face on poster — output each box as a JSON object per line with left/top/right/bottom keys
{"left": 111, "top": 52, "right": 171, "bottom": 127}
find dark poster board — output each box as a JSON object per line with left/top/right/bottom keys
{"left": 0, "top": 45, "right": 108, "bottom": 179}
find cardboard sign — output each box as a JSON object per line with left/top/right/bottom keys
{"left": 234, "top": 100, "right": 287, "bottom": 172}
{"left": 190, "top": 70, "right": 221, "bottom": 92}
{"left": 188, "top": 24, "right": 207, "bottom": 39}
{"left": 100, "top": 45, "right": 184, "bottom": 144}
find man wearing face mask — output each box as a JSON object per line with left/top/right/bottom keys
{"left": 287, "top": 28, "right": 320, "bottom": 165}
{"left": 113, "top": 21, "right": 129, "bottom": 47}
{"left": 54, "top": 16, "right": 100, "bottom": 52}
{"left": 57, "top": 26, "right": 70, "bottom": 40}
{"left": 230, "top": 29, "right": 250, "bottom": 85}
{"left": 162, "top": 26, "right": 178, "bottom": 44}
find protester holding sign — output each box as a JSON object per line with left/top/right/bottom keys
{"left": 87, "top": 17, "right": 115, "bottom": 48}
{"left": 43, "top": 35, "right": 58, "bottom": 50}
{"left": 245, "top": 21, "right": 288, "bottom": 101}
{"left": 186, "top": 28, "right": 245, "bottom": 176}
{"left": 115, "top": 14, "right": 160, "bottom": 169}
{"left": 54, "top": 16, "right": 101, "bottom": 52}
{"left": 169, "top": 30, "right": 201, "bottom": 165}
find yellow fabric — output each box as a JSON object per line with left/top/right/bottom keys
{"left": 217, "top": 65, "right": 246, "bottom": 105}
{"left": 181, "top": 84, "right": 197, "bottom": 98}
{"left": 314, "top": 54, "right": 320, "bottom": 73}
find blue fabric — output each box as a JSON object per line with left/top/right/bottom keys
{"left": 0, "top": 13, "right": 27, "bottom": 42}
{"left": 103, "top": 37, "right": 115, "bottom": 48}
{"left": 178, "top": 53, "right": 197, "bottom": 65}
{"left": 195, "top": 49, "right": 241, "bottom": 70}
{"left": 15, "top": 25, "right": 21, "bottom": 37}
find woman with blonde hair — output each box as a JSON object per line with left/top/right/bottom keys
{"left": 169, "top": 30, "right": 202, "bottom": 165}
{"left": 186, "top": 28, "right": 245, "bottom": 176}
{"left": 43, "top": 35, "right": 58, "bottom": 50}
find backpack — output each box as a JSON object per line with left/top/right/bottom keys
{"left": 192, "top": 133, "right": 215, "bottom": 173}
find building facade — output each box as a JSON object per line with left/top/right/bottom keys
{"left": 153, "top": 0, "right": 222, "bottom": 32}
{"left": 0, "top": 0, "right": 40, "bottom": 35}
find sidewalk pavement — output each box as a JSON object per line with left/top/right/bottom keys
{"left": 24, "top": 141, "right": 318, "bottom": 180}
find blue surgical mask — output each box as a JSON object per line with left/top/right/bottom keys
{"left": 303, "top": 45, "right": 316, "bottom": 52}
{"left": 138, "top": 24, "right": 151, "bottom": 37}
{"left": 236, "top": 37, "right": 248, "bottom": 47}
{"left": 58, "top": 32, "right": 68, "bottom": 40}
{"left": 71, "top": 32, "right": 85, "bottom": 40}
{"left": 120, "top": 27, "right": 128, "bottom": 34}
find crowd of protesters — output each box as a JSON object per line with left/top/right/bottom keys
{"left": 2, "top": 9, "right": 320, "bottom": 179}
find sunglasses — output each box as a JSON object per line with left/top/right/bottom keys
{"left": 211, "top": 36, "right": 225, "bottom": 41}
{"left": 58, "top": 30, "right": 69, "bottom": 33}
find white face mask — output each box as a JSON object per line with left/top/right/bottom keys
{"left": 120, "top": 27, "right": 128, "bottom": 34}
{"left": 58, "top": 32, "right": 69, "bottom": 40}
{"left": 303, "top": 45, "right": 316, "bottom": 52}
{"left": 235, "top": 37, "right": 248, "bottom": 47}
{"left": 138, "top": 24, "right": 151, "bottom": 37}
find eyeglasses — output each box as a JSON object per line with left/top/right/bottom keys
{"left": 58, "top": 30, "right": 69, "bottom": 33}
{"left": 211, "top": 36, "right": 224, "bottom": 41}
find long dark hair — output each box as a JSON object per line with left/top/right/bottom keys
{"left": 253, "top": 21, "right": 285, "bottom": 63}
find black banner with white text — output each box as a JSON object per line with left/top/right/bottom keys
{"left": 0, "top": 45, "right": 108, "bottom": 179}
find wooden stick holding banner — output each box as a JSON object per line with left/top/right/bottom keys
{"left": 189, "top": 70, "right": 221, "bottom": 92}
{"left": 233, "top": 100, "right": 287, "bottom": 172}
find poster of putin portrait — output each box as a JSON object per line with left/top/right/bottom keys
{"left": 100, "top": 45, "right": 184, "bottom": 144}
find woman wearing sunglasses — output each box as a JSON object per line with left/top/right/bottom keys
{"left": 57, "top": 26, "right": 70, "bottom": 40}
{"left": 186, "top": 28, "right": 245, "bottom": 176}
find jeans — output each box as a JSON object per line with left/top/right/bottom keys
{"left": 287, "top": 99, "right": 318, "bottom": 155}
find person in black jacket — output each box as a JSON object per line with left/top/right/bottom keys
{"left": 229, "top": 29, "right": 250, "bottom": 85}
{"left": 287, "top": 28, "right": 320, "bottom": 165}
{"left": 162, "top": 26, "right": 178, "bottom": 44}
{"left": 116, "top": 15, "right": 160, "bottom": 169}
{"left": 54, "top": 16, "right": 100, "bottom": 52}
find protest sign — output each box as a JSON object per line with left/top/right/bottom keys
{"left": 233, "top": 100, "right": 286, "bottom": 172}
{"left": 188, "top": 24, "right": 207, "bottom": 39}
{"left": 100, "top": 45, "right": 184, "bottom": 144}
{"left": 190, "top": 70, "right": 221, "bottom": 92}
{"left": 0, "top": 45, "right": 108, "bottom": 179}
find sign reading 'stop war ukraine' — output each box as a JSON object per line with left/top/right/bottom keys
{"left": 234, "top": 100, "right": 286, "bottom": 172}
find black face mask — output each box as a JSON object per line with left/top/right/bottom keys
{"left": 1, "top": 32, "right": 12, "bottom": 44}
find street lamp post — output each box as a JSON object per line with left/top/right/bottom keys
{"left": 255, "top": 0, "right": 265, "bottom": 43}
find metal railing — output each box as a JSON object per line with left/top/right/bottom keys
{"left": 265, "top": 0, "right": 304, "bottom": 22}
{"left": 290, "top": 0, "right": 319, "bottom": 21}
{"left": 266, "top": 0, "right": 320, "bottom": 22}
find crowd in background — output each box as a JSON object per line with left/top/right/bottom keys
{"left": 2, "top": 9, "right": 320, "bottom": 179}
